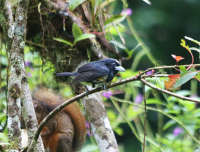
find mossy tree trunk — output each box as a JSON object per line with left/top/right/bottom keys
{"left": 2, "top": 0, "right": 45, "bottom": 151}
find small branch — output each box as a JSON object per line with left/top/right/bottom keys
{"left": 141, "top": 74, "right": 168, "bottom": 78}
{"left": 139, "top": 64, "right": 200, "bottom": 77}
{"left": 142, "top": 84, "right": 147, "bottom": 152}
{"left": 25, "top": 40, "right": 44, "bottom": 48}
{"left": 140, "top": 78, "right": 200, "bottom": 103}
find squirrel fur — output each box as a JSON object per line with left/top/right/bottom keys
{"left": 32, "top": 89, "right": 86, "bottom": 152}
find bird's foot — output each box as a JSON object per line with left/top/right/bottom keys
{"left": 84, "top": 85, "right": 89, "bottom": 96}
{"left": 98, "top": 84, "right": 108, "bottom": 91}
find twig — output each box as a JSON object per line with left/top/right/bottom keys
{"left": 25, "top": 40, "right": 44, "bottom": 48}
{"left": 142, "top": 83, "right": 147, "bottom": 152}
{"left": 140, "top": 78, "right": 200, "bottom": 103}
{"left": 138, "top": 64, "right": 200, "bottom": 77}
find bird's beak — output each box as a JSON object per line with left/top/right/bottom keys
{"left": 115, "top": 66, "right": 125, "bottom": 72}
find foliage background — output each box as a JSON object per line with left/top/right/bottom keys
{"left": 1, "top": 0, "right": 200, "bottom": 151}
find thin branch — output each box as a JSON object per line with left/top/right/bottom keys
{"left": 141, "top": 74, "right": 168, "bottom": 78}
{"left": 138, "top": 64, "right": 200, "bottom": 77}
{"left": 140, "top": 78, "right": 200, "bottom": 103}
{"left": 25, "top": 40, "right": 44, "bottom": 48}
{"left": 142, "top": 83, "right": 147, "bottom": 152}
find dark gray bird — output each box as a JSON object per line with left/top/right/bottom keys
{"left": 56, "top": 58, "right": 125, "bottom": 89}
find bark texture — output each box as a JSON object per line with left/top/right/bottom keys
{"left": 3, "top": 0, "right": 45, "bottom": 151}
{"left": 82, "top": 93, "right": 119, "bottom": 152}
{"left": 21, "top": 67, "right": 45, "bottom": 152}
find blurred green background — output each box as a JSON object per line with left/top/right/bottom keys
{"left": 1, "top": 0, "right": 200, "bottom": 152}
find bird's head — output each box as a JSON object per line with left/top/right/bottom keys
{"left": 105, "top": 58, "right": 126, "bottom": 73}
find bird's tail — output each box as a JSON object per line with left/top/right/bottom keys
{"left": 56, "top": 72, "right": 78, "bottom": 76}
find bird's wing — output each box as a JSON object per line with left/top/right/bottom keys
{"left": 73, "top": 70, "right": 109, "bottom": 84}
{"left": 78, "top": 60, "right": 107, "bottom": 73}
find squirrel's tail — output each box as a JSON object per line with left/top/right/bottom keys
{"left": 33, "top": 88, "right": 86, "bottom": 151}
{"left": 64, "top": 103, "right": 86, "bottom": 151}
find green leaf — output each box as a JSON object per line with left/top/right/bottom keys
{"left": 104, "top": 14, "right": 123, "bottom": 26}
{"left": 180, "top": 101, "right": 195, "bottom": 111}
{"left": 114, "top": 127, "right": 124, "bottom": 136}
{"left": 180, "top": 39, "right": 191, "bottom": 52}
{"left": 109, "top": 40, "right": 127, "bottom": 49}
{"left": 179, "top": 66, "right": 187, "bottom": 76}
{"left": 107, "top": 110, "right": 117, "bottom": 120}
{"left": 53, "top": 38, "right": 74, "bottom": 46}
{"left": 0, "top": 133, "right": 8, "bottom": 142}
{"left": 68, "top": 0, "right": 86, "bottom": 11}
{"left": 163, "top": 120, "right": 176, "bottom": 130}
{"left": 100, "top": 0, "right": 115, "bottom": 9}
{"left": 173, "top": 70, "right": 200, "bottom": 90}
{"left": 180, "top": 67, "right": 196, "bottom": 77}
{"left": 72, "top": 23, "right": 82, "bottom": 38}
{"left": 0, "top": 113, "right": 6, "bottom": 121}
{"left": 194, "top": 72, "right": 200, "bottom": 81}
{"left": 74, "top": 34, "right": 95, "bottom": 44}
{"left": 104, "top": 14, "right": 127, "bottom": 29}
{"left": 185, "top": 36, "right": 200, "bottom": 45}
{"left": 190, "top": 47, "right": 200, "bottom": 52}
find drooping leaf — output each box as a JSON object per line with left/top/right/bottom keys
{"left": 72, "top": 23, "right": 83, "bottom": 38}
{"left": 164, "top": 74, "right": 180, "bottom": 91}
{"left": 104, "top": 14, "right": 123, "bottom": 25}
{"left": 53, "top": 38, "right": 74, "bottom": 46}
{"left": 104, "top": 14, "right": 127, "bottom": 29}
{"left": 68, "top": 0, "right": 87, "bottom": 11}
{"left": 74, "top": 33, "right": 95, "bottom": 44}
{"left": 163, "top": 120, "right": 176, "bottom": 130}
{"left": 109, "top": 40, "right": 127, "bottom": 49}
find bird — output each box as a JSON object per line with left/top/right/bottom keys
{"left": 56, "top": 58, "right": 125, "bottom": 90}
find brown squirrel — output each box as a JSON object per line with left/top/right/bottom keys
{"left": 32, "top": 89, "right": 86, "bottom": 152}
